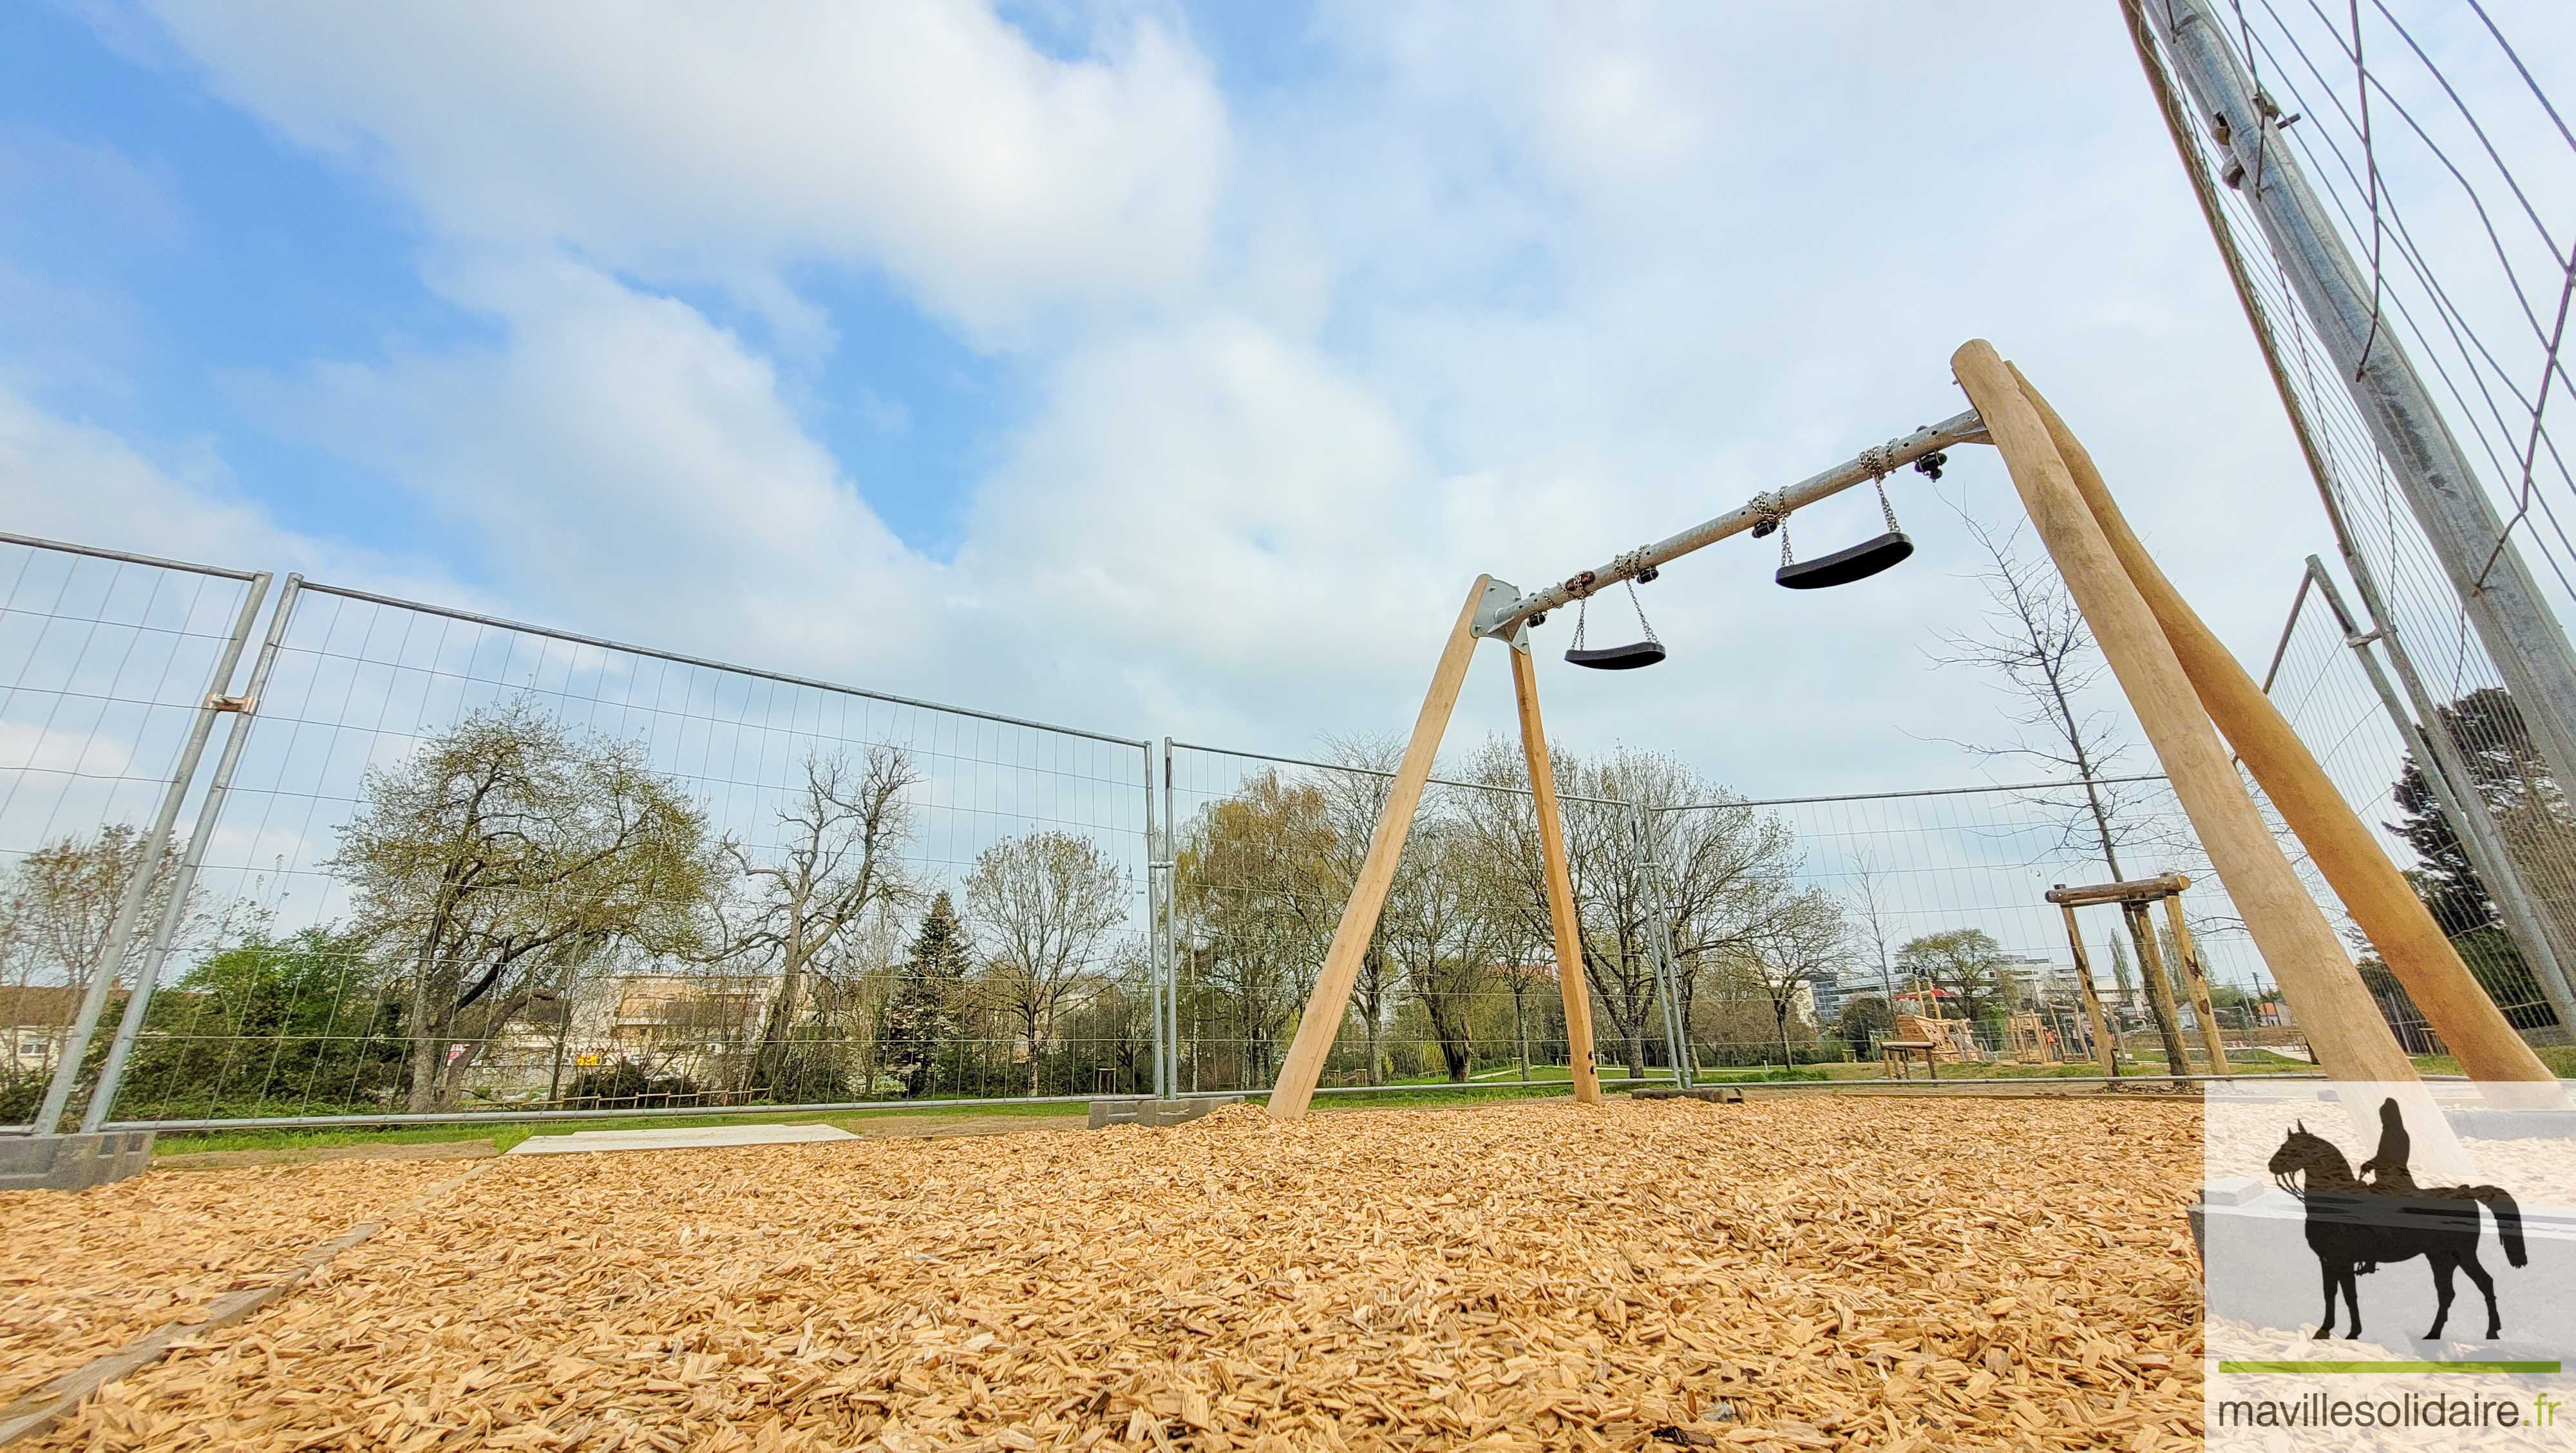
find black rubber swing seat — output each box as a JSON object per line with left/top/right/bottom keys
{"left": 1775, "top": 529, "right": 1915, "bottom": 590}
{"left": 1564, "top": 640, "right": 1667, "bottom": 670}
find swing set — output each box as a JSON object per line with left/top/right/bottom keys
{"left": 1263, "top": 339, "right": 2562, "bottom": 1123}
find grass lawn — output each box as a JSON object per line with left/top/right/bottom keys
{"left": 139, "top": 1043, "right": 2548, "bottom": 1163}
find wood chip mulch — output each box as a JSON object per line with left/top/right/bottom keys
{"left": 22, "top": 1097, "right": 2206, "bottom": 1451}
{"left": 0, "top": 1158, "right": 473, "bottom": 1401}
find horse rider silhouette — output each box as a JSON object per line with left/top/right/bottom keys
{"left": 2266, "top": 1099, "right": 2524, "bottom": 1342}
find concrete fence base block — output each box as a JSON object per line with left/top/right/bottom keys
{"left": 1630, "top": 1087, "right": 1745, "bottom": 1105}
{"left": 0, "top": 1131, "right": 155, "bottom": 1192}
{"left": 1087, "top": 1094, "right": 1245, "bottom": 1130}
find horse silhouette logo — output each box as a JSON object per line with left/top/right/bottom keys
{"left": 2266, "top": 1099, "right": 2526, "bottom": 1342}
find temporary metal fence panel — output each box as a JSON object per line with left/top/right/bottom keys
{"left": 2129, "top": 1, "right": 2576, "bottom": 983}
{"left": 88, "top": 582, "right": 1157, "bottom": 1126}
{"left": 1161, "top": 741, "right": 1680, "bottom": 1096}
{"left": 1658, "top": 775, "right": 2260, "bottom": 1071}
{"left": 0, "top": 535, "right": 267, "bottom": 1131}
{"left": 2260, "top": 560, "right": 2573, "bottom": 1040}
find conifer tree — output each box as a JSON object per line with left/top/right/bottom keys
{"left": 882, "top": 891, "right": 967, "bottom": 1097}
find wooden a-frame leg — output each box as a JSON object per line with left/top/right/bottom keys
{"left": 1952, "top": 341, "right": 2421, "bottom": 1087}
{"left": 2124, "top": 901, "right": 2193, "bottom": 1083}
{"left": 2011, "top": 366, "right": 2550, "bottom": 1087}
{"left": 2063, "top": 904, "right": 2119, "bottom": 1078}
{"left": 1511, "top": 642, "right": 1603, "bottom": 1105}
{"left": 2163, "top": 893, "right": 2231, "bottom": 1076}
{"left": 1268, "top": 578, "right": 1490, "bottom": 1121}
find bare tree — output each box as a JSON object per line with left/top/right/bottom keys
{"left": 1, "top": 824, "right": 196, "bottom": 991}
{"left": 1931, "top": 512, "right": 2159, "bottom": 877}
{"left": 1719, "top": 889, "right": 1847, "bottom": 1068}
{"left": 966, "top": 830, "right": 1127, "bottom": 1095}
{"left": 1844, "top": 851, "right": 1903, "bottom": 1050}
{"left": 719, "top": 746, "right": 920, "bottom": 1096}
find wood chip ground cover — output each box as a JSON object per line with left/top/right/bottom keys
{"left": 17, "top": 1098, "right": 2206, "bottom": 1450}
{"left": 0, "top": 1158, "right": 469, "bottom": 1400}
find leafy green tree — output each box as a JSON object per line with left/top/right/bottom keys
{"left": 967, "top": 830, "right": 1125, "bottom": 1096}
{"left": 110, "top": 927, "right": 403, "bottom": 1117}
{"left": 2382, "top": 688, "right": 2569, "bottom": 1026}
{"left": 1895, "top": 928, "right": 2009, "bottom": 1025}
{"left": 328, "top": 702, "right": 723, "bottom": 1111}
{"left": 882, "top": 892, "right": 969, "bottom": 1097}
{"left": 1836, "top": 992, "right": 1893, "bottom": 1052}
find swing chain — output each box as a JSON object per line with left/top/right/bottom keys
{"left": 1855, "top": 445, "right": 1902, "bottom": 535}
{"left": 1612, "top": 548, "right": 1661, "bottom": 643}
{"left": 1749, "top": 489, "right": 1793, "bottom": 564}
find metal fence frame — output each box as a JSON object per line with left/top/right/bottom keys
{"left": 2, "top": 522, "right": 2556, "bottom": 1137}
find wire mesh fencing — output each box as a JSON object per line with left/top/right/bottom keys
{"left": 2128, "top": 0, "right": 2576, "bottom": 1031}
{"left": 0, "top": 536, "right": 267, "bottom": 1129}
{"left": 2130, "top": 0, "right": 2575, "bottom": 655}
{"left": 81, "top": 580, "right": 1159, "bottom": 1126}
{"left": 1661, "top": 775, "right": 2269, "bottom": 1075}
{"left": 26, "top": 526, "right": 2564, "bottom": 1128}
{"left": 2260, "top": 556, "right": 2575, "bottom": 1040}
{"left": 1160, "top": 741, "right": 1677, "bottom": 1096}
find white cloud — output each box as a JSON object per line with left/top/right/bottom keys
{"left": 17, "top": 0, "right": 2483, "bottom": 807}
{"left": 260, "top": 257, "right": 948, "bottom": 682}
{"left": 147, "top": 0, "right": 1230, "bottom": 344}
{"left": 0, "top": 385, "right": 453, "bottom": 601}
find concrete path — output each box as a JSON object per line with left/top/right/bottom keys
{"left": 506, "top": 1123, "right": 860, "bottom": 1155}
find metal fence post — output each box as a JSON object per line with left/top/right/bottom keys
{"left": 32, "top": 571, "right": 272, "bottom": 1136}
{"left": 1633, "top": 803, "right": 1694, "bottom": 1088}
{"left": 2302, "top": 560, "right": 2576, "bottom": 1030}
{"left": 1161, "top": 737, "right": 1179, "bottom": 1098}
{"left": 1142, "top": 739, "right": 1168, "bottom": 1100}
{"left": 82, "top": 576, "right": 303, "bottom": 1130}
{"left": 2143, "top": 0, "right": 2576, "bottom": 839}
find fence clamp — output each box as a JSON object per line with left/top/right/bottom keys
{"left": 208, "top": 692, "right": 258, "bottom": 714}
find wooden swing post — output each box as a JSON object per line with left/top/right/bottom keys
{"left": 1511, "top": 645, "right": 1604, "bottom": 1106}
{"left": 1267, "top": 579, "right": 1601, "bottom": 1121}
{"left": 1266, "top": 580, "right": 1487, "bottom": 1121}
{"left": 2011, "top": 368, "right": 2553, "bottom": 1085}
{"left": 1953, "top": 340, "right": 2422, "bottom": 1085}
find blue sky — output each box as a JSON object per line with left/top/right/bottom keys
{"left": 3, "top": 0, "right": 2567, "bottom": 798}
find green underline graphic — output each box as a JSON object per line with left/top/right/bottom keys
{"left": 2219, "top": 1360, "right": 2563, "bottom": 1375}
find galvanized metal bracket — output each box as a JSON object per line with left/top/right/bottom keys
{"left": 1470, "top": 576, "right": 1531, "bottom": 649}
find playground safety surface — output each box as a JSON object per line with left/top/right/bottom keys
{"left": 4, "top": 1096, "right": 2206, "bottom": 1450}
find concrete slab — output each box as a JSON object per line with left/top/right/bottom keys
{"left": 506, "top": 1123, "right": 858, "bottom": 1155}
{"left": 0, "top": 1131, "right": 155, "bottom": 1192}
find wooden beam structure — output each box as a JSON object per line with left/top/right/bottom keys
{"left": 1267, "top": 580, "right": 1491, "bottom": 1120}
{"left": 1953, "top": 339, "right": 2422, "bottom": 1085}
{"left": 2162, "top": 894, "right": 2230, "bottom": 1074}
{"left": 2061, "top": 904, "right": 2121, "bottom": 1078}
{"left": 2123, "top": 902, "right": 2194, "bottom": 1081}
{"left": 1267, "top": 580, "right": 1603, "bottom": 1121}
{"left": 2011, "top": 367, "right": 2553, "bottom": 1084}
{"left": 1511, "top": 644, "right": 1603, "bottom": 1106}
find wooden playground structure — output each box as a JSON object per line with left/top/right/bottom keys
{"left": 2049, "top": 872, "right": 2230, "bottom": 1081}
{"left": 1267, "top": 339, "right": 2562, "bottom": 1126}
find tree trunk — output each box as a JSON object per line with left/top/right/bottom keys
{"left": 1513, "top": 990, "right": 1530, "bottom": 1081}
